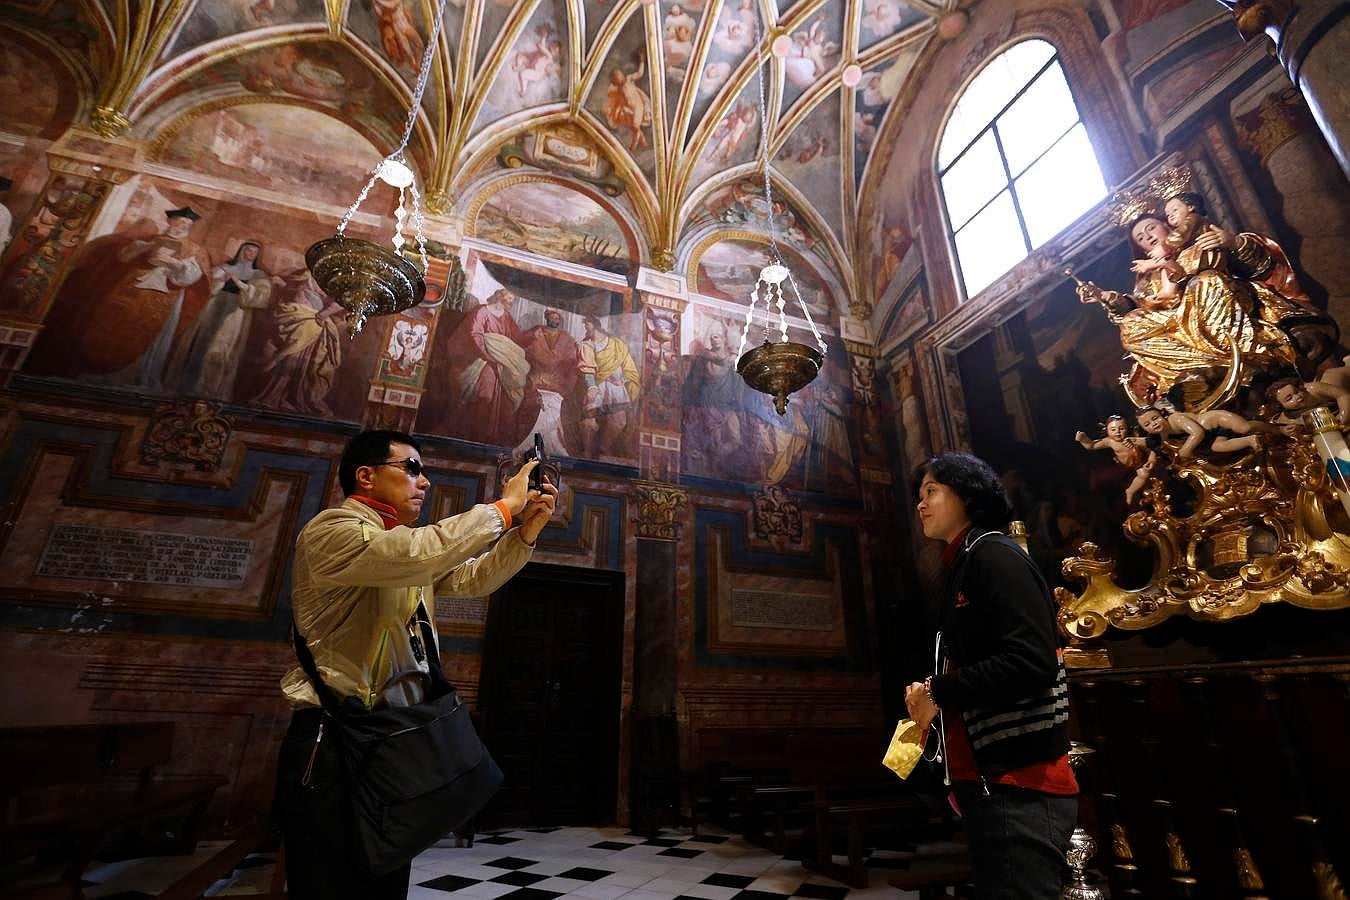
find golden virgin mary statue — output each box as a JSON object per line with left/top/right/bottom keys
{"left": 1075, "top": 166, "right": 1336, "bottom": 411}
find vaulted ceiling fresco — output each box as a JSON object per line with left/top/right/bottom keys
{"left": 16, "top": 0, "right": 947, "bottom": 317}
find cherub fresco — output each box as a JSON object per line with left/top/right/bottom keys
{"left": 604, "top": 52, "right": 652, "bottom": 152}
{"left": 512, "top": 24, "right": 562, "bottom": 101}
{"left": 663, "top": 5, "right": 697, "bottom": 76}
{"left": 860, "top": 0, "right": 904, "bottom": 40}
{"left": 708, "top": 102, "right": 756, "bottom": 163}
{"left": 859, "top": 71, "right": 887, "bottom": 107}
{"left": 700, "top": 62, "right": 731, "bottom": 95}
{"left": 784, "top": 20, "right": 839, "bottom": 89}
{"left": 371, "top": 0, "right": 425, "bottom": 75}
{"left": 713, "top": 0, "right": 756, "bottom": 54}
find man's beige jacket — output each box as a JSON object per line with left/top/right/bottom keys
{"left": 280, "top": 498, "right": 533, "bottom": 710}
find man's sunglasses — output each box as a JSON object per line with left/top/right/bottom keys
{"left": 371, "top": 458, "right": 425, "bottom": 478}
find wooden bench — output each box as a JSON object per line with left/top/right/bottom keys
{"left": 734, "top": 729, "right": 900, "bottom": 853}
{"left": 804, "top": 794, "right": 954, "bottom": 888}
{"left": 0, "top": 722, "right": 269, "bottom": 899}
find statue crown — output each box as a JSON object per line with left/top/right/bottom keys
{"left": 1148, "top": 164, "right": 1196, "bottom": 200}
{"left": 1108, "top": 188, "right": 1162, "bottom": 229}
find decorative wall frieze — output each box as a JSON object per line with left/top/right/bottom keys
{"left": 633, "top": 480, "right": 688, "bottom": 541}
{"left": 752, "top": 485, "right": 803, "bottom": 545}
{"left": 141, "top": 399, "right": 232, "bottom": 472}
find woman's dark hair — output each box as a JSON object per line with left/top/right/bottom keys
{"left": 912, "top": 452, "right": 1011, "bottom": 530}
{"left": 339, "top": 429, "right": 422, "bottom": 495}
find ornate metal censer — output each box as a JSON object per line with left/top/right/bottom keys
{"left": 732, "top": 0, "right": 828, "bottom": 414}
{"left": 737, "top": 265, "right": 824, "bottom": 415}
{"left": 306, "top": 0, "right": 446, "bottom": 337}
{"left": 306, "top": 235, "right": 425, "bottom": 337}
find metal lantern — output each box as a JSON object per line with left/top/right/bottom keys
{"left": 305, "top": 2, "right": 446, "bottom": 337}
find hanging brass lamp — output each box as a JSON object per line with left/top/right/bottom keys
{"left": 736, "top": 263, "right": 824, "bottom": 414}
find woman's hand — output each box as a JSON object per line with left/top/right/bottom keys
{"left": 904, "top": 681, "right": 939, "bottom": 732}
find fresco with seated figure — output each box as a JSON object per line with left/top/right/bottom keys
{"left": 417, "top": 255, "right": 641, "bottom": 464}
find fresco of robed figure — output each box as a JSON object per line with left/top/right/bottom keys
{"left": 23, "top": 182, "right": 384, "bottom": 421}
{"left": 418, "top": 260, "right": 642, "bottom": 464}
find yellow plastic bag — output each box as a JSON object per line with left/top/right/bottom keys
{"left": 881, "top": 718, "right": 925, "bottom": 779}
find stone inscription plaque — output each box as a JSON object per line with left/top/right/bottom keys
{"left": 437, "top": 596, "right": 488, "bottom": 626}
{"left": 730, "top": 589, "right": 835, "bottom": 631}
{"left": 37, "top": 523, "right": 254, "bottom": 589}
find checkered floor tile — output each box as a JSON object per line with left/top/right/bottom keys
{"left": 69, "top": 826, "right": 945, "bottom": 898}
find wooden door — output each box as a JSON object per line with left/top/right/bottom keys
{"left": 479, "top": 563, "right": 624, "bottom": 827}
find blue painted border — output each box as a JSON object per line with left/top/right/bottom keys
{"left": 0, "top": 417, "right": 626, "bottom": 650}
{"left": 0, "top": 417, "right": 331, "bottom": 639}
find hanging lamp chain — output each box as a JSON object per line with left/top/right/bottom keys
{"left": 338, "top": 0, "right": 448, "bottom": 241}
{"left": 750, "top": 0, "right": 780, "bottom": 263}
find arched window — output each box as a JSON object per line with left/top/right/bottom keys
{"left": 937, "top": 39, "right": 1107, "bottom": 298}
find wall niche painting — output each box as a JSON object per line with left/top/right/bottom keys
{"left": 691, "top": 236, "right": 836, "bottom": 325}
{"left": 154, "top": 104, "right": 392, "bottom": 212}
{"left": 20, "top": 176, "right": 383, "bottom": 422}
{"left": 417, "top": 254, "right": 642, "bottom": 465}
{"left": 952, "top": 242, "right": 1153, "bottom": 587}
{"left": 877, "top": 269, "right": 930, "bottom": 349}
{"left": 0, "top": 33, "right": 65, "bottom": 138}
{"left": 162, "top": 0, "right": 324, "bottom": 60}
{"left": 469, "top": 178, "right": 635, "bottom": 276}
{"left": 148, "top": 41, "right": 421, "bottom": 168}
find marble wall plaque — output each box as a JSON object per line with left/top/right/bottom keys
{"left": 37, "top": 524, "right": 254, "bottom": 589}
{"left": 438, "top": 595, "right": 489, "bottom": 626}
{"left": 730, "top": 589, "right": 836, "bottom": 631}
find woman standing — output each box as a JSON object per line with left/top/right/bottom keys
{"left": 906, "top": 452, "right": 1077, "bottom": 899}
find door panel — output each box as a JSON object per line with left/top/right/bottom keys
{"left": 479, "top": 563, "right": 624, "bottom": 827}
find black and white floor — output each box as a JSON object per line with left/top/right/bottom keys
{"left": 75, "top": 825, "right": 957, "bottom": 898}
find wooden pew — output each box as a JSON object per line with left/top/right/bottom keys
{"left": 737, "top": 729, "right": 900, "bottom": 852}
{"left": 0, "top": 722, "right": 259, "bottom": 899}
{"left": 805, "top": 793, "right": 945, "bottom": 888}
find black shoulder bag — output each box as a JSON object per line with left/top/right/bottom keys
{"left": 292, "top": 606, "right": 503, "bottom": 875}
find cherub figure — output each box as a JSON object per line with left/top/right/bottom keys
{"left": 604, "top": 52, "right": 652, "bottom": 151}
{"left": 1267, "top": 377, "right": 1350, "bottom": 436}
{"left": 708, "top": 102, "right": 756, "bottom": 162}
{"left": 1074, "top": 414, "right": 1157, "bottom": 505}
{"left": 512, "top": 24, "right": 562, "bottom": 99}
{"left": 712, "top": 0, "right": 756, "bottom": 54}
{"left": 1136, "top": 405, "right": 1281, "bottom": 459}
